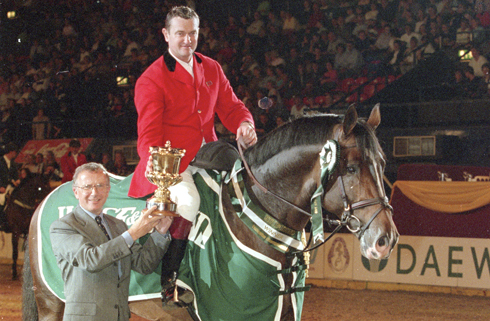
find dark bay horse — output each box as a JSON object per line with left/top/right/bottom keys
{"left": 3, "top": 173, "right": 51, "bottom": 280}
{"left": 24, "top": 105, "right": 398, "bottom": 321}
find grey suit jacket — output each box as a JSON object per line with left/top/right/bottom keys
{"left": 50, "top": 205, "right": 171, "bottom": 321}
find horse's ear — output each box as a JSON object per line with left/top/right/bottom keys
{"left": 367, "top": 103, "right": 381, "bottom": 130}
{"left": 343, "top": 104, "right": 358, "bottom": 137}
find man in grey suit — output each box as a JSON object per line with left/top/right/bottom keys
{"left": 50, "top": 162, "right": 173, "bottom": 321}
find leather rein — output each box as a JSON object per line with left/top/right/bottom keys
{"left": 237, "top": 140, "right": 392, "bottom": 253}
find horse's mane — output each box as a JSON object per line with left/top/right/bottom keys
{"left": 11, "top": 174, "right": 50, "bottom": 199}
{"left": 244, "top": 113, "right": 384, "bottom": 167}
{"left": 244, "top": 114, "right": 341, "bottom": 167}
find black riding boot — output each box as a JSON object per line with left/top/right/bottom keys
{"left": 161, "top": 239, "right": 188, "bottom": 299}
{"left": 0, "top": 206, "right": 10, "bottom": 233}
{"left": 161, "top": 216, "right": 193, "bottom": 307}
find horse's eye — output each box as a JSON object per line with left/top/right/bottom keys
{"left": 346, "top": 166, "right": 357, "bottom": 174}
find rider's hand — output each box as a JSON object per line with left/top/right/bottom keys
{"left": 237, "top": 121, "right": 257, "bottom": 148}
{"left": 154, "top": 214, "right": 174, "bottom": 235}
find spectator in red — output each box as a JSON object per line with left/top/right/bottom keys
{"left": 320, "top": 61, "right": 339, "bottom": 91}
{"left": 60, "top": 139, "right": 87, "bottom": 183}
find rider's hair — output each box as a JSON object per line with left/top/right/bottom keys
{"left": 165, "top": 6, "right": 200, "bottom": 30}
{"left": 69, "top": 139, "right": 81, "bottom": 148}
{"left": 72, "top": 162, "right": 109, "bottom": 187}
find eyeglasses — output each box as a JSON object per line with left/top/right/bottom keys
{"left": 74, "top": 184, "right": 110, "bottom": 193}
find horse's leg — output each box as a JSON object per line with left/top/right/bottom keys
{"left": 12, "top": 231, "right": 19, "bottom": 280}
{"left": 22, "top": 241, "right": 39, "bottom": 321}
{"left": 29, "top": 206, "right": 65, "bottom": 321}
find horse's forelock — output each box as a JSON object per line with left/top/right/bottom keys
{"left": 244, "top": 115, "right": 341, "bottom": 167}
{"left": 354, "top": 119, "right": 385, "bottom": 163}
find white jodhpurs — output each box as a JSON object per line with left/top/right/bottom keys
{"left": 167, "top": 165, "right": 200, "bottom": 223}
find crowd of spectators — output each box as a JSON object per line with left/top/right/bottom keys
{"left": 18, "top": 146, "right": 130, "bottom": 185}
{"left": 0, "top": 0, "right": 489, "bottom": 146}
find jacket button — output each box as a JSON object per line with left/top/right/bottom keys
{"left": 114, "top": 304, "right": 118, "bottom": 309}
{"left": 197, "top": 110, "right": 202, "bottom": 113}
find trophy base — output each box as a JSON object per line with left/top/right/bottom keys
{"left": 146, "top": 199, "right": 181, "bottom": 217}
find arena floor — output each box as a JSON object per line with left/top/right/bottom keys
{"left": 2, "top": 263, "right": 490, "bottom": 321}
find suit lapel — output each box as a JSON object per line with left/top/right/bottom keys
{"left": 73, "top": 206, "right": 109, "bottom": 245}
{"left": 171, "top": 64, "right": 194, "bottom": 86}
{"left": 163, "top": 51, "right": 201, "bottom": 87}
{"left": 194, "top": 54, "right": 204, "bottom": 90}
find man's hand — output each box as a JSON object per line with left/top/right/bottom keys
{"left": 237, "top": 121, "right": 257, "bottom": 148}
{"left": 128, "top": 206, "right": 171, "bottom": 241}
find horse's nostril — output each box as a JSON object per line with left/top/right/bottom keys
{"left": 377, "top": 236, "right": 387, "bottom": 247}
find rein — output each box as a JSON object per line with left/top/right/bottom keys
{"left": 237, "top": 141, "right": 313, "bottom": 219}
{"left": 13, "top": 199, "right": 36, "bottom": 210}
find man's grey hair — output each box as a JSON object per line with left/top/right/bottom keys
{"left": 73, "top": 162, "right": 109, "bottom": 186}
{"left": 165, "top": 6, "right": 200, "bottom": 30}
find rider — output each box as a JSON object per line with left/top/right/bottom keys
{"left": 0, "top": 143, "right": 20, "bottom": 232}
{"left": 128, "top": 6, "right": 257, "bottom": 302}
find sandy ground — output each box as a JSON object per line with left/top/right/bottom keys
{"left": 2, "top": 263, "right": 489, "bottom": 321}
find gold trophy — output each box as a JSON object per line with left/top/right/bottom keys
{"left": 145, "top": 141, "right": 186, "bottom": 217}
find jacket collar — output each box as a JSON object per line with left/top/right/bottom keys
{"left": 163, "top": 50, "right": 202, "bottom": 72}
{"left": 163, "top": 51, "right": 203, "bottom": 88}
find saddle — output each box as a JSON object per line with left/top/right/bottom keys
{"left": 190, "top": 140, "right": 240, "bottom": 171}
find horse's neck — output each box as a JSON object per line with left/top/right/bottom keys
{"left": 247, "top": 145, "right": 321, "bottom": 230}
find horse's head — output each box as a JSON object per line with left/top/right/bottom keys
{"left": 323, "top": 105, "right": 399, "bottom": 260}
{"left": 243, "top": 105, "right": 398, "bottom": 260}
{"left": 25, "top": 175, "right": 52, "bottom": 206}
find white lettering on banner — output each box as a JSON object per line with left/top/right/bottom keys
{"left": 188, "top": 212, "right": 212, "bottom": 249}
{"left": 57, "top": 206, "right": 142, "bottom": 226}
{"left": 106, "top": 207, "right": 141, "bottom": 226}
{"left": 58, "top": 206, "right": 75, "bottom": 218}
{"left": 310, "top": 234, "right": 490, "bottom": 289}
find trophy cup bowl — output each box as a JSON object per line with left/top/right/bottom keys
{"left": 145, "top": 141, "right": 186, "bottom": 217}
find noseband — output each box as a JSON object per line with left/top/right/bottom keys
{"left": 328, "top": 175, "right": 393, "bottom": 238}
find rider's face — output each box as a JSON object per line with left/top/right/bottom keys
{"left": 162, "top": 17, "right": 199, "bottom": 63}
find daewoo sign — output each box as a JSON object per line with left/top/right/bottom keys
{"left": 307, "top": 234, "right": 490, "bottom": 290}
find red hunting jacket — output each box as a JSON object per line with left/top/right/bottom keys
{"left": 60, "top": 152, "right": 87, "bottom": 183}
{"left": 128, "top": 52, "right": 254, "bottom": 198}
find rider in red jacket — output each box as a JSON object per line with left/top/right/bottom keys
{"left": 60, "top": 139, "right": 87, "bottom": 184}
{"left": 128, "top": 6, "right": 257, "bottom": 302}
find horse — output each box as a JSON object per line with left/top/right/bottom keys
{"left": 24, "top": 105, "right": 398, "bottom": 321}
{"left": 2, "top": 173, "right": 51, "bottom": 280}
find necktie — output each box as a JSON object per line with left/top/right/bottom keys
{"left": 95, "top": 216, "right": 110, "bottom": 240}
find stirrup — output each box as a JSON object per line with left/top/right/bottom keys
{"left": 161, "top": 284, "right": 194, "bottom": 309}
{"left": 161, "top": 272, "right": 194, "bottom": 309}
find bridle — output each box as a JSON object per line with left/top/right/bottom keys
{"left": 237, "top": 139, "right": 393, "bottom": 254}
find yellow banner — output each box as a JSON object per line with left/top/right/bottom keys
{"left": 391, "top": 181, "right": 490, "bottom": 213}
